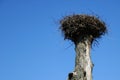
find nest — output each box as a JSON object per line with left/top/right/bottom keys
{"left": 60, "top": 14, "right": 107, "bottom": 44}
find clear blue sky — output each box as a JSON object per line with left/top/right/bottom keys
{"left": 0, "top": 0, "right": 120, "bottom": 80}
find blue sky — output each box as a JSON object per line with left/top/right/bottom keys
{"left": 0, "top": 0, "right": 120, "bottom": 80}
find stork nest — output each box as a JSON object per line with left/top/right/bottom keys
{"left": 60, "top": 14, "right": 107, "bottom": 44}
